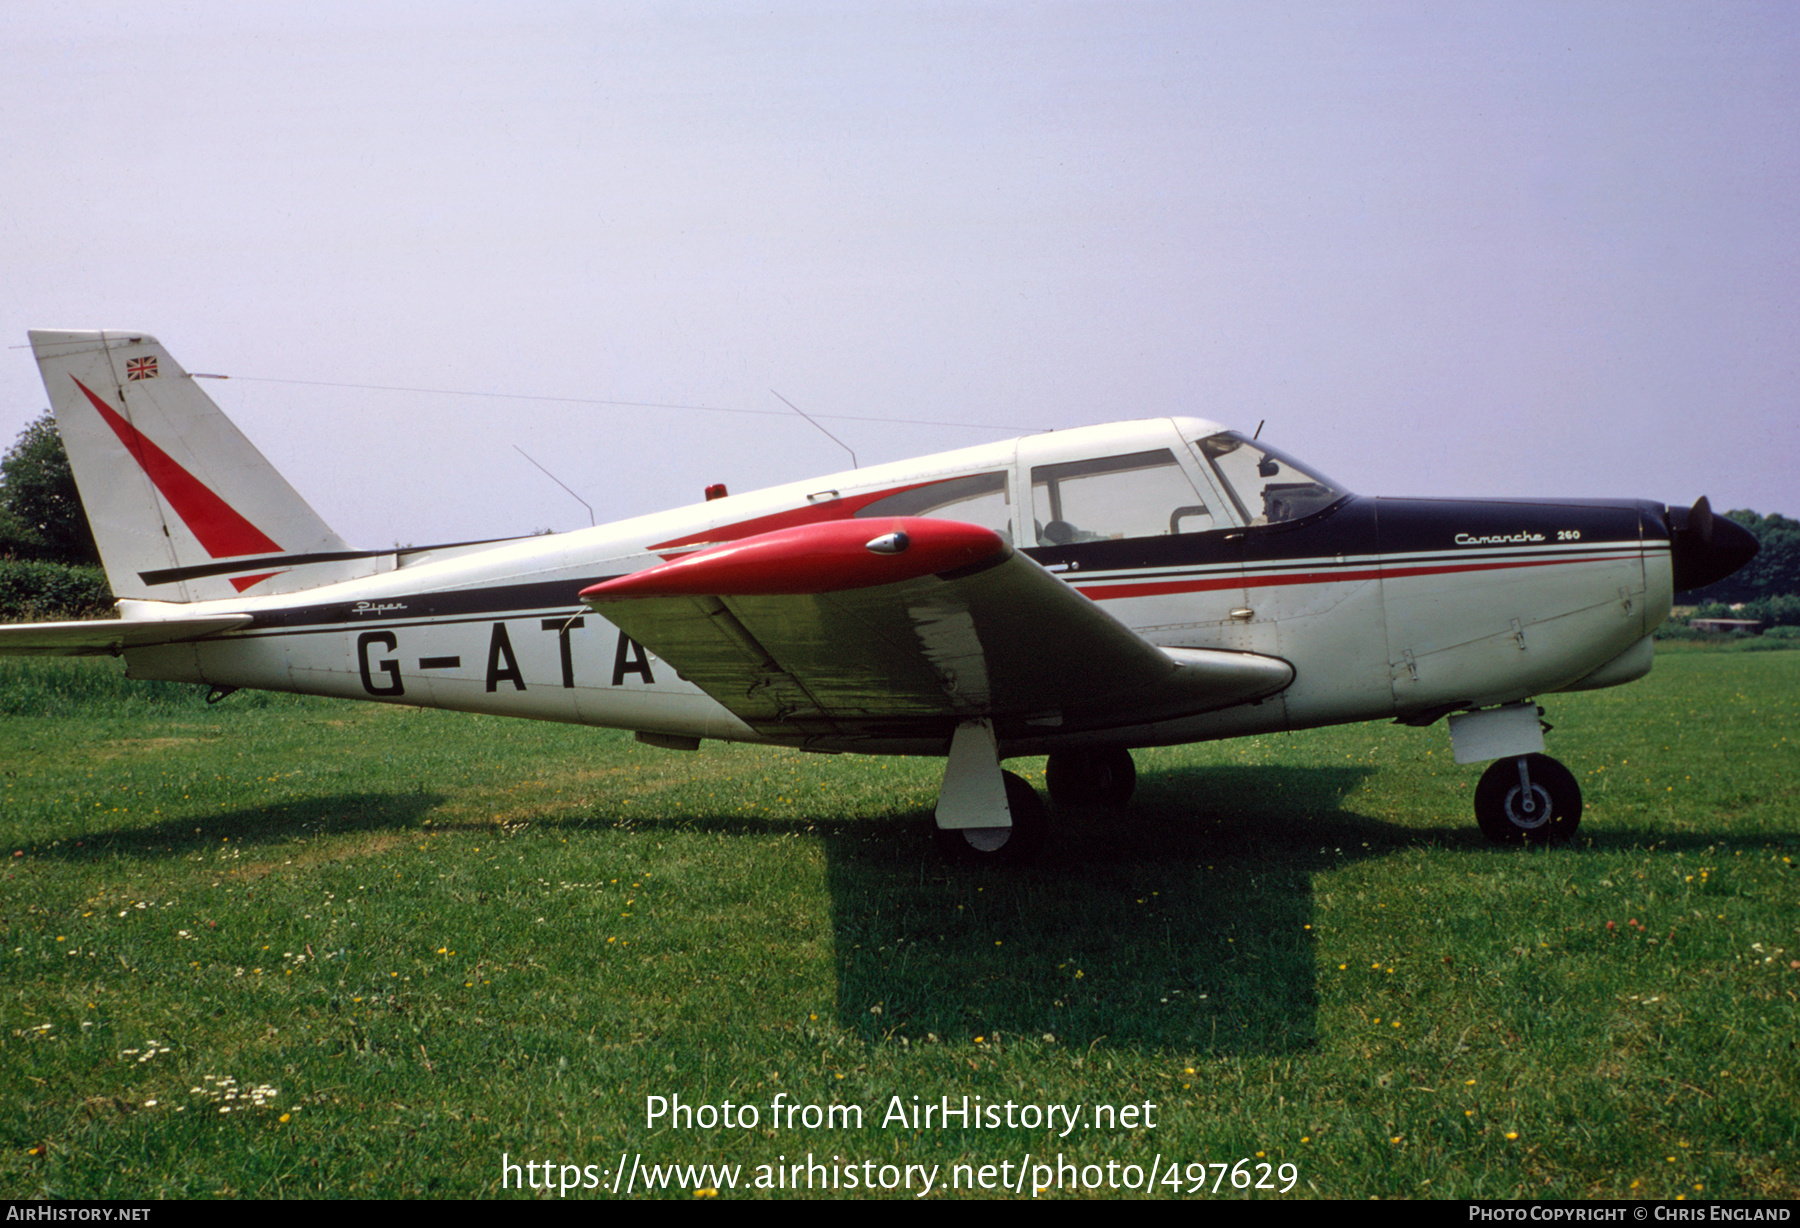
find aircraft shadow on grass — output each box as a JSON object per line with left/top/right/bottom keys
{"left": 511, "top": 759, "right": 1394, "bottom": 1054}
{"left": 807, "top": 765, "right": 1790, "bottom": 1057}
{"left": 24, "top": 759, "right": 1769, "bottom": 1064}
{"left": 16, "top": 792, "right": 446, "bottom": 863}
{"left": 813, "top": 762, "right": 1395, "bottom": 1056}
{"left": 557, "top": 759, "right": 1700, "bottom": 1056}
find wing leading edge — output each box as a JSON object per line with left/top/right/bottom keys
{"left": 581, "top": 517, "right": 1293, "bottom": 746}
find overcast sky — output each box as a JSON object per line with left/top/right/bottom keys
{"left": 4, "top": 2, "right": 1795, "bottom": 547}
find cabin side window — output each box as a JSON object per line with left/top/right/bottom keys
{"left": 1029, "top": 448, "right": 1214, "bottom": 545}
{"left": 854, "top": 471, "right": 1013, "bottom": 541}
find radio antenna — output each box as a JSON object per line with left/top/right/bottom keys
{"left": 513, "top": 446, "right": 595, "bottom": 526}
{"left": 772, "top": 389, "right": 857, "bottom": 468}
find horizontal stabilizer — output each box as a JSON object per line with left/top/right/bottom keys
{"left": 0, "top": 615, "right": 252, "bottom": 657}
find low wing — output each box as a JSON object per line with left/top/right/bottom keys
{"left": 582, "top": 518, "right": 1291, "bottom": 745}
{"left": 0, "top": 615, "right": 252, "bottom": 657}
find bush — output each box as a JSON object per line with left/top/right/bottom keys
{"left": 1739, "top": 593, "right": 1800, "bottom": 628}
{"left": 0, "top": 559, "right": 114, "bottom": 620}
{"left": 1653, "top": 617, "right": 1705, "bottom": 641}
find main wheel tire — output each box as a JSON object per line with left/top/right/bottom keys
{"left": 1474, "top": 753, "right": 1582, "bottom": 845}
{"left": 936, "top": 770, "right": 1049, "bottom": 865}
{"left": 1045, "top": 748, "right": 1137, "bottom": 808}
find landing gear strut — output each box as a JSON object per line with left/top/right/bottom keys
{"left": 1474, "top": 753, "right": 1582, "bottom": 845}
{"left": 934, "top": 720, "right": 1048, "bottom": 864}
{"left": 1045, "top": 747, "right": 1137, "bottom": 808}
{"left": 935, "top": 770, "right": 1048, "bottom": 864}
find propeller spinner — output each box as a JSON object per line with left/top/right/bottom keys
{"left": 1666, "top": 496, "right": 1759, "bottom": 592}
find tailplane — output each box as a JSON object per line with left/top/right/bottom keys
{"left": 30, "top": 330, "right": 370, "bottom": 602}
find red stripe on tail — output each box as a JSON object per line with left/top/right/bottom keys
{"left": 72, "top": 376, "right": 282, "bottom": 559}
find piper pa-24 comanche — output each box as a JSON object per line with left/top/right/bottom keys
{"left": 3, "top": 330, "right": 1759, "bottom": 861}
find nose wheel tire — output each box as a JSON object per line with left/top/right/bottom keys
{"left": 936, "top": 770, "right": 1048, "bottom": 864}
{"left": 1474, "top": 753, "right": 1582, "bottom": 845}
{"left": 1045, "top": 747, "right": 1137, "bottom": 808}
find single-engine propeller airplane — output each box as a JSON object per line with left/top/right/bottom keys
{"left": 3, "top": 330, "right": 1759, "bottom": 861}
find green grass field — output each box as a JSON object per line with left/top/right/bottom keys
{"left": 2, "top": 646, "right": 1795, "bottom": 1199}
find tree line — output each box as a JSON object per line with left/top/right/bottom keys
{"left": 1, "top": 410, "right": 98, "bottom": 565}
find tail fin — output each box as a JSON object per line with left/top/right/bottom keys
{"left": 30, "top": 330, "right": 370, "bottom": 602}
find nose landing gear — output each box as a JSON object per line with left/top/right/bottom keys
{"left": 1474, "top": 753, "right": 1582, "bottom": 845}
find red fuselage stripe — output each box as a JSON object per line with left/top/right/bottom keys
{"left": 73, "top": 376, "right": 282, "bottom": 559}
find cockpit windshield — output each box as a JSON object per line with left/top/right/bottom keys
{"left": 1192, "top": 433, "right": 1349, "bottom": 527}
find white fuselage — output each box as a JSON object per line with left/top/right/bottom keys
{"left": 119, "top": 417, "right": 1671, "bottom": 757}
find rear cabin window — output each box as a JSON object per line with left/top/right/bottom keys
{"left": 854, "top": 471, "right": 1013, "bottom": 540}
{"left": 1029, "top": 449, "right": 1213, "bottom": 545}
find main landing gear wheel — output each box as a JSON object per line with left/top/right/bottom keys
{"left": 1045, "top": 748, "right": 1137, "bottom": 808}
{"left": 1474, "top": 754, "right": 1582, "bottom": 845}
{"left": 936, "top": 771, "right": 1048, "bottom": 865}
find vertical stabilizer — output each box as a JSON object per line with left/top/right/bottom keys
{"left": 29, "top": 330, "right": 370, "bottom": 602}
